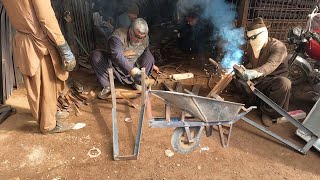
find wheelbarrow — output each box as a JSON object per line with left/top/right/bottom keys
{"left": 147, "top": 90, "right": 255, "bottom": 154}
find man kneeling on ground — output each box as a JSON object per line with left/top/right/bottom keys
{"left": 239, "top": 17, "right": 291, "bottom": 127}
{"left": 89, "top": 18, "right": 160, "bottom": 99}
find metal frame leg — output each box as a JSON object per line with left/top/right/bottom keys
{"left": 218, "top": 124, "right": 233, "bottom": 148}
{"left": 110, "top": 68, "right": 147, "bottom": 161}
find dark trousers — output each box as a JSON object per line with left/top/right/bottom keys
{"left": 89, "top": 49, "right": 154, "bottom": 87}
{"left": 235, "top": 76, "right": 291, "bottom": 118}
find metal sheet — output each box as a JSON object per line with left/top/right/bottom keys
{"left": 0, "top": 4, "right": 18, "bottom": 103}
{"left": 150, "top": 90, "right": 243, "bottom": 122}
{"left": 295, "top": 98, "right": 320, "bottom": 152}
{"left": 301, "top": 98, "right": 320, "bottom": 137}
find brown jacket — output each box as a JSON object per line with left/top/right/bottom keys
{"left": 2, "top": 0, "right": 68, "bottom": 80}
{"left": 245, "top": 37, "right": 288, "bottom": 77}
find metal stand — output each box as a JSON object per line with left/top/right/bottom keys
{"left": 233, "top": 64, "right": 319, "bottom": 154}
{"left": 241, "top": 80, "right": 319, "bottom": 154}
{"left": 110, "top": 68, "right": 147, "bottom": 161}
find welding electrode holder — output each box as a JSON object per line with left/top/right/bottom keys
{"left": 233, "top": 64, "right": 249, "bottom": 81}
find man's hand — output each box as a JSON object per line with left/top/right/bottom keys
{"left": 130, "top": 67, "right": 142, "bottom": 84}
{"left": 57, "top": 42, "right": 76, "bottom": 71}
{"left": 153, "top": 65, "right": 161, "bottom": 74}
{"left": 243, "top": 69, "right": 263, "bottom": 81}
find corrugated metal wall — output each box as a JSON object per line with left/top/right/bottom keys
{"left": 0, "top": 3, "right": 22, "bottom": 103}
{"left": 61, "top": 0, "right": 318, "bottom": 55}
{"left": 68, "top": 0, "right": 94, "bottom": 56}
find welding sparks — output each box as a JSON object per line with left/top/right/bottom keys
{"left": 176, "top": 0, "right": 245, "bottom": 71}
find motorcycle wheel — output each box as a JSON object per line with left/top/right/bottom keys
{"left": 288, "top": 61, "right": 308, "bottom": 85}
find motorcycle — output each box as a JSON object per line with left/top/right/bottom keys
{"left": 287, "top": 2, "right": 320, "bottom": 96}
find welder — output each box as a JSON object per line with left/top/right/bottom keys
{"left": 89, "top": 18, "right": 160, "bottom": 99}
{"left": 239, "top": 17, "right": 291, "bottom": 126}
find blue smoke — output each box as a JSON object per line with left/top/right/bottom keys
{"left": 176, "top": 0, "right": 245, "bottom": 72}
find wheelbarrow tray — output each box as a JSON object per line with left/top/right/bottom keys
{"left": 150, "top": 90, "right": 244, "bottom": 122}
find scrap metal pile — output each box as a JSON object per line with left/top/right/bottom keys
{"left": 57, "top": 79, "right": 89, "bottom": 116}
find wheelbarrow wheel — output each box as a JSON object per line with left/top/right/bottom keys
{"left": 171, "top": 127, "right": 202, "bottom": 154}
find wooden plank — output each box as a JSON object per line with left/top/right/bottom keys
{"left": 163, "top": 82, "right": 174, "bottom": 92}
{"left": 117, "top": 91, "right": 140, "bottom": 110}
{"left": 207, "top": 73, "right": 233, "bottom": 97}
{"left": 175, "top": 82, "right": 183, "bottom": 92}
{"left": 191, "top": 84, "right": 200, "bottom": 95}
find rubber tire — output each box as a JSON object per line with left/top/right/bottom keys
{"left": 171, "top": 127, "right": 202, "bottom": 154}
{"left": 288, "top": 61, "right": 308, "bottom": 85}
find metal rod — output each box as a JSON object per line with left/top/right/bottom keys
{"left": 109, "top": 68, "right": 119, "bottom": 158}
{"left": 74, "top": 35, "right": 89, "bottom": 56}
{"left": 242, "top": 116, "right": 317, "bottom": 154}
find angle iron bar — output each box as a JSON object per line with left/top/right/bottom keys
{"left": 183, "top": 126, "right": 204, "bottom": 144}
{"left": 190, "top": 96, "right": 207, "bottom": 122}
{"left": 300, "top": 137, "right": 319, "bottom": 154}
{"left": 218, "top": 124, "right": 233, "bottom": 148}
{"left": 184, "top": 126, "right": 193, "bottom": 142}
{"left": 0, "top": 109, "right": 11, "bottom": 124}
{"left": 242, "top": 116, "right": 316, "bottom": 154}
{"left": 110, "top": 68, "right": 147, "bottom": 161}
{"left": 133, "top": 68, "right": 146, "bottom": 156}
{"left": 110, "top": 68, "right": 120, "bottom": 157}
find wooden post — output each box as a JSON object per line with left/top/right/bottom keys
{"left": 237, "top": 0, "right": 250, "bottom": 28}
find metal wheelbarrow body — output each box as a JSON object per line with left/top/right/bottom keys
{"left": 148, "top": 90, "right": 254, "bottom": 154}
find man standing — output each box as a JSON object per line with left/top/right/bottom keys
{"left": 242, "top": 17, "right": 291, "bottom": 126}
{"left": 2, "top": 0, "right": 77, "bottom": 133}
{"left": 90, "top": 18, "right": 160, "bottom": 99}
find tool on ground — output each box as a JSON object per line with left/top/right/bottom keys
{"left": 110, "top": 68, "right": 147, "bottom": 161}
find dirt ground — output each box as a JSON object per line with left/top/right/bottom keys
{"left": 0, "top": 64, "right": 320, "bottom": 180}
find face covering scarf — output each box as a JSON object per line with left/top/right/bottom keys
{"left": 247, "top": 27, "right": 268, "bottom": 59}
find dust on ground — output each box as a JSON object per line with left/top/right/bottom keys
{"left": 0, "top": 64, "right": 319, "bottom": 180}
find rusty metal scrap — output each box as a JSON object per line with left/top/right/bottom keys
{"left": 57, "top": 84, "right": 89, "bottom": 116}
